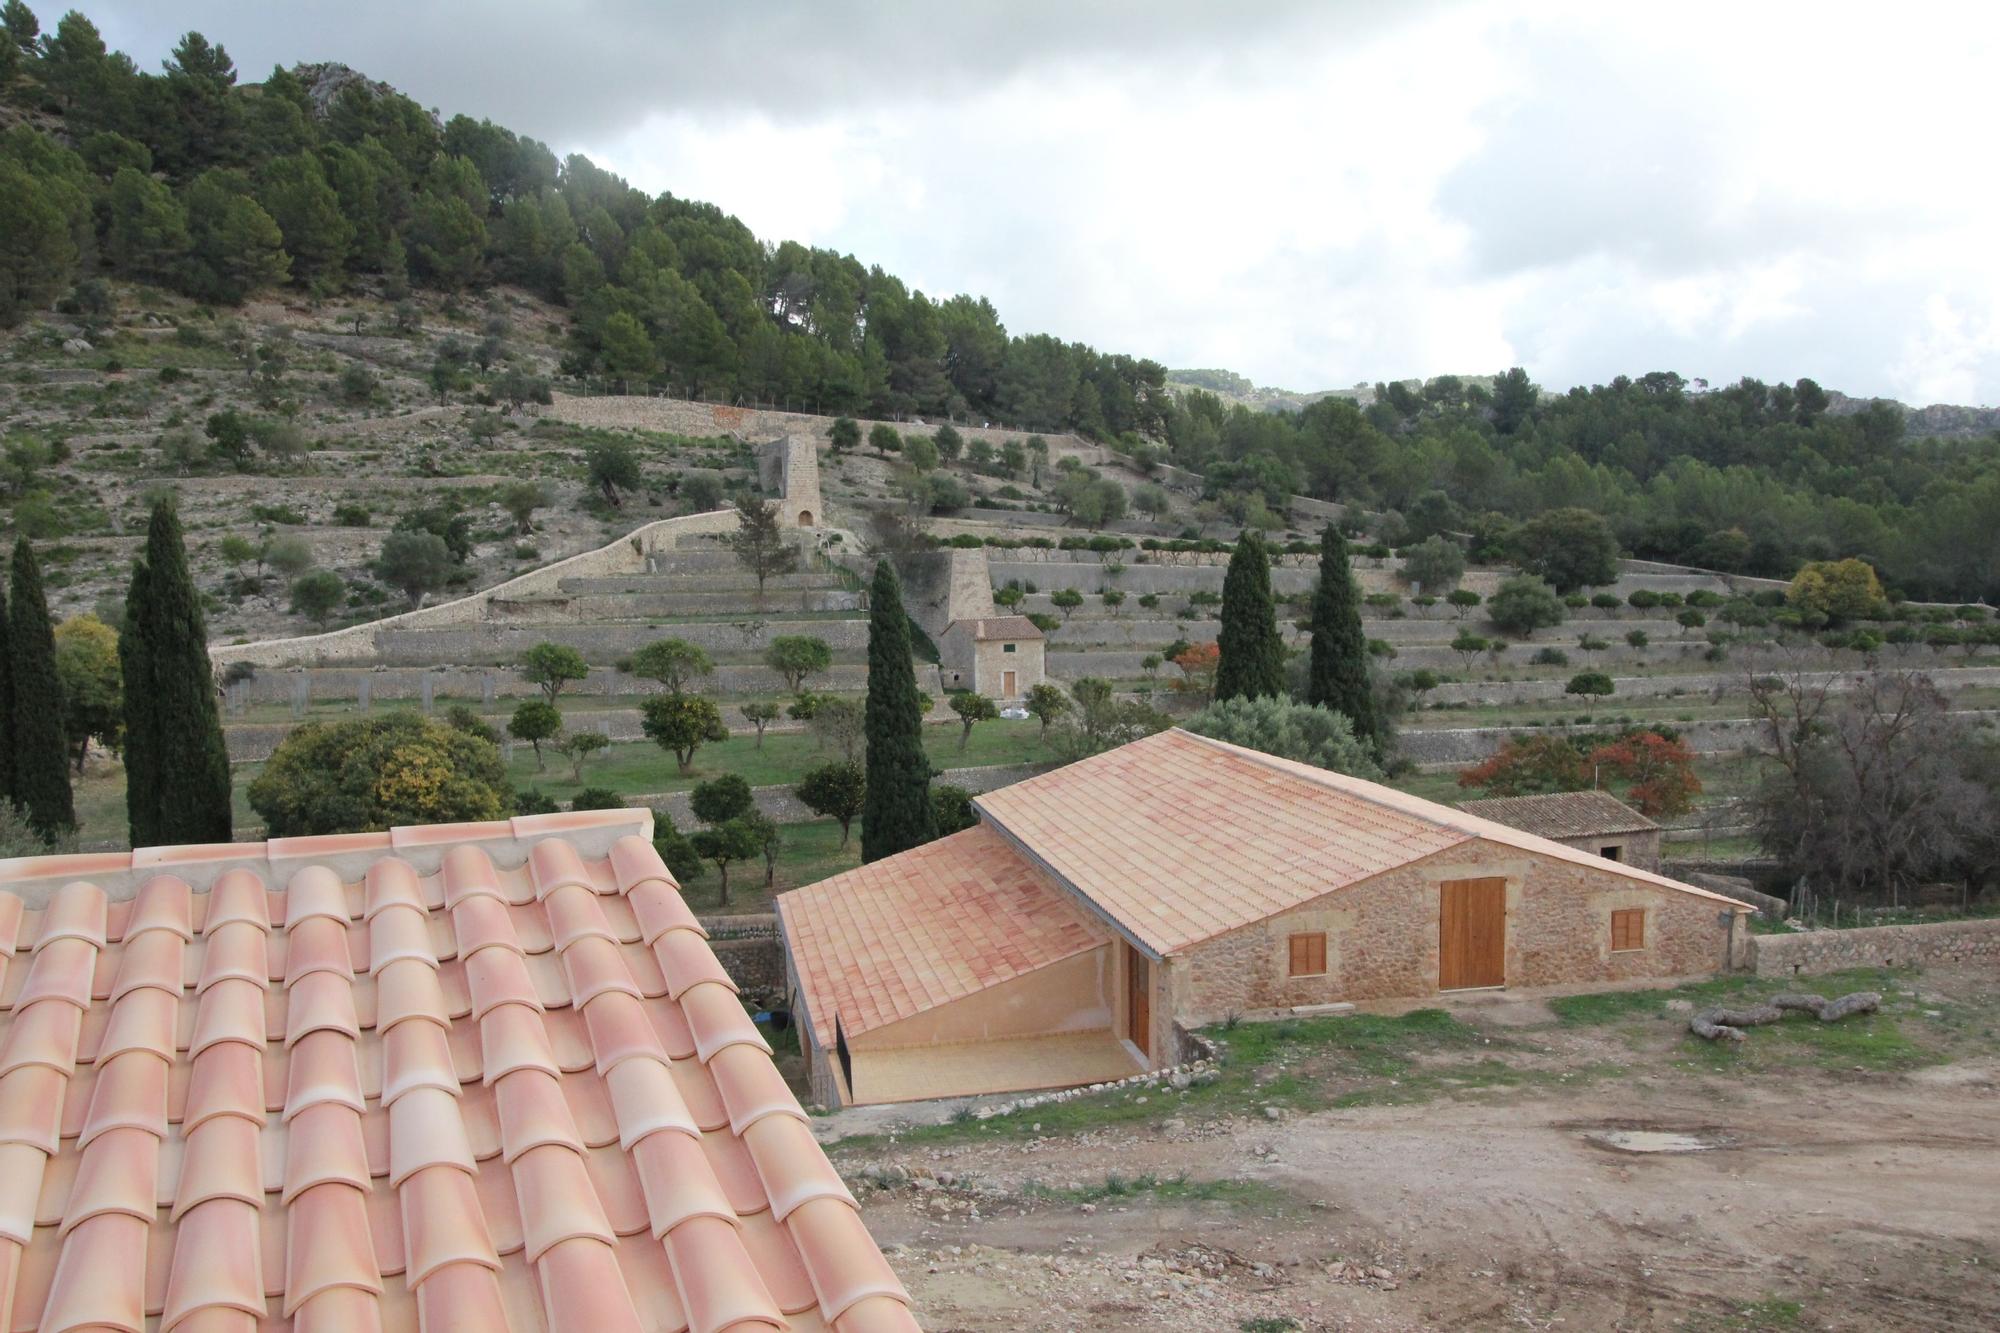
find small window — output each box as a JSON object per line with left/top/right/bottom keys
{"left": 1600, "top": 844, "right": 1622, "bottom": 862}
{"left": 1610, "top": 908, "right": 1645, "bottom": 952}
{"left": 1287, "top": 932, "right": 1327, "bottom": 977}
{"left": 1002, "top": 642, "right": 1017, "bottom": 653}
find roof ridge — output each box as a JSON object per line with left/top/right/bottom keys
{"left": 0, "top": 809, "right": 654, "bottom": 905}
{"left": 1169, "top": 727, "right": 1471, "bottom": 834}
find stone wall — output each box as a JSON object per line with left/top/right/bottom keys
{"left": 1396, "top": 718, "right": 1771, "bottom": 767}
{"left": 366, "top": 617, "right": 869, "bottom": 665}
{"left": 1746, "top": 917, "right": 2000, "bottom": 977}
{"left": 548, "top": 392, "right": 1096, "bottom": 457}
{"left": 709, "top": 934, "right": 787, "bottom": 999}
{"left": 213, "top": 508, "right": 741, "bottom": 668}
{"left": 1165, "top": 839, "right": 1741, "bottom": 1026}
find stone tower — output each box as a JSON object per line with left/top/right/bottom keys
{"left": 756, "top": 435, "right": 822, "bottom": 528}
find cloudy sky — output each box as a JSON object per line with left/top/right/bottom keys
{"left": 90, "top": 1, "right": 2000, "bottom": 404}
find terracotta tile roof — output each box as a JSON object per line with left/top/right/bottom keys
{"left": 956, "top": 617, "right": 1043, "bottom": 642}
{"left": 1456, "top": 791, "right": 1661, "bottom": 839}
{"left": 974, "top": 729, "right": 1751, "bottom": 956}
{"left": 777, "top": 825, "right": 1109, "bottom": 1040}
{"left": 0, "top": 809, "right": 918, "bottom": 1333}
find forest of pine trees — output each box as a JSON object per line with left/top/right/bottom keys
{"left": 1, "top": 5, "right": 1996, "bottom": 600}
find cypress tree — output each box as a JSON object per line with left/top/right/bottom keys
{"left": 119, "top": 559, "right": 159, "bottom": 847}
{"left": 0, "top": 584, "right": 14, "bottom": 809}
{"left": 1307, "top": 525, "right": 1382, "bottom": 752}
{"left": 138, "top": 503, "right": 232, "bottom": 844}
{"left": 9, "top": 539, "right": 74, "bottom": 837}
{"left": 1215, "top": 532, "right": 1286, "bottom": 702}
{"left": 859, "top": 560, "right": 936, "bottom": 863}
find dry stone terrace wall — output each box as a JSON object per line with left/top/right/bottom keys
{"left": 223, "top": 663, "right": 872, "bottom": 712}
{"left": 211, "top": 509, "right": 740, "bottom": 668}
{"left": 1747, "top": 918, "right": 2000, "bottom": 976}
{"left": 366, "top": 619, "right": 869, "bottom": 666}
{"left": 1426, "top": 665, "right": 2000, "bottom": 707}
{"left": 548, "top": 392, "right": 1102, "bottom": 458}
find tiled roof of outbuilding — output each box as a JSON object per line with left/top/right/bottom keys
{"left": 1456, "top": 790, "right": 1662, "bottom": 839}
{"left": 955, "top": 617, "right": 1044, "bottom": 642}
{"left": 974, "top": 729, "right": 1750, "bottom": 956}
{"left": 0, "top": 809, "right": 917, "bottom": 1333}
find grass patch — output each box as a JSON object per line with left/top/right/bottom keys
{"left": 1548, "top": 968, "right": 1945, "bottom": 1073}
{"left": 831, "top": 1009, "right": 1526, "bottom": 1153}
{"left": 1686, "top": 1295, "right": 1804, "bottom": 1331}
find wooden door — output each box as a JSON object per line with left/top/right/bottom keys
{"left": 1438, "top": 878, "right": 1507, "bottom": 990}
{"left": 1002, "top": 669, "right": 1017, "bottom": 698}
{"left": 1125, "top": 945, "right": 1150, "bottom": 1056}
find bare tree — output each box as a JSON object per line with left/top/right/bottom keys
{"left": 1748, "top": 668, "right": 1995, "bottom": 907}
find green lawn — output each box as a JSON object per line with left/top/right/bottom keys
{"left": 1546, "top": 967, "right": 1951, "bottom": 1074}
{"left": 672, "top": 816, "right": 863, "bottom": 916}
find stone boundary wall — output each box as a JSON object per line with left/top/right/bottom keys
{"left": 709, "top": 936, "right": 786, "bottom": 998}
{"left": 212, "top": 509, "right": 740, "bottom": 668}
{"left": 1747, "top": 917, "right": 2000, "bottom": 976}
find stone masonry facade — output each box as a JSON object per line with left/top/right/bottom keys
{"left": 1162, "top": 840, "right": 1741, "bottom": 1030}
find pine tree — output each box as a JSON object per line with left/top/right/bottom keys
{"left": 1307, "top": 525, "right": 1382, "bottom": 752}
{"left": 136, "top": 503, "right": 232, "bottom": 844}
{"left": 9, "top": 539, "right": 73, "bottom": 837}
{"left": 119, "top": 559, "right": 158, "bottom": 847}
{"left": 1215, "top": 532, "right": 1286, "bottom": 702}
{"left": 860, "top": 561, "right": 936, "bottom": 863}
{"left": 0, "top": 583, "right": 14, "bottom": 809}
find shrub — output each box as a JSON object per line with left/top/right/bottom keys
{"left": 247, "top": 712, "right": 510, "bottom": 835}
{"left": 1182, "top": 697, "right": 1381, "bottom": 778}
{"left": 1486, "top": 576, "right": 1565, "bottom": 637}
{"left": 569, "top": 787, "right": 624, "bottom": 811}
{"left": 1530, "top": 647, "right": 1570, "bottom": 667}
{"left": 1565, "top": 670, "right": 1615, "bottom": 697}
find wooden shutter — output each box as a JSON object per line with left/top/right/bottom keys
{"left": 1288, "top": 932, "right": 1326, "bottom": 977}
{"left": 1610, "top": 908, "right": 1645, "bottom": 951}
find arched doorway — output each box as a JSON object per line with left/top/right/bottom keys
{"left": 797, "top": 510, "right": 813, "bottom": 526}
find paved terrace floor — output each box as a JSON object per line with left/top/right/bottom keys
{"left": 848, "top": 1029, "right": 1143, "bottom": 1105}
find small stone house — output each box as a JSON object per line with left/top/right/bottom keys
{"left": 937, "top": 615, "right": 1044, "bottom": 701}
{"left": 778, "top": 729, "right": 1751, "bottom": 1107}
{"left": 1456, "top": 791, "right": 1664, "bottom": 871}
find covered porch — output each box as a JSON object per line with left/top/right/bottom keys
{"left": 837, "top": 1028, "right": 1142, "bottom": 1105}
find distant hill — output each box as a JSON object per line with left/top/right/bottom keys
{"left": 1166, "top": 369, "right": 1369, "bottom": 413}
{"left": 1825, "top": 391, "right": 2000, "bottom": 440}
{"left": 1168, "top": 369, "right": 1508, "bottom": 414}
{"left": 1175, "top": 370, "right": 2000, "bottom": 438}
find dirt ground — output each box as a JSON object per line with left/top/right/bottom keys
{"left": 827, "top": 966, "right": 2000, "bottom": 1332}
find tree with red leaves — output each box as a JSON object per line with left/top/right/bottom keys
{"left": 1589, "top": 730, "right": 1701, "bottom": 818}
{"left": 1455, "top": 734, "right": 1590, "bottom": 797}
{"left": 1171, "top": 641, "right": 1221, "bottom": 701}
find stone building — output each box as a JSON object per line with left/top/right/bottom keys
{"left": 938, "top": 615, "right": 1044, "bottom": 700}
{"left": 778, "top": 729, "right": 1751, "bottom": 1107}
{"left": 1456, "top": 791, "right": 1664, "bottom": 871}
{"left": 755, "top": 434, "right": 822, "bottom": 527}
